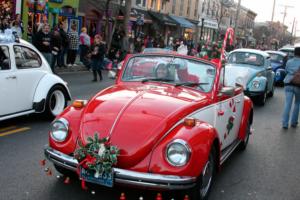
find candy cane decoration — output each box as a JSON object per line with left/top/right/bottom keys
{"left": 220, "top": 28, "right": 235, "bottom": 65}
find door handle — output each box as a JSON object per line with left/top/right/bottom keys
{"left": 218, "top": 110, "right": 225, "bottom": 116}
{"left": 6, "top": 75, "right": 16, "bottom": 79}
{"left": 235, "top": 99, "right": 241, "bottom": 103}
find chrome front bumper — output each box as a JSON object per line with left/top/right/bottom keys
{"left": 44, "top": 146, "right": 197, "bottom": 190}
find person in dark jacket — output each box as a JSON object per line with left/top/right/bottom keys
{"left": 90, "top": 34, "right": 106, "bottom": 82}
{"left": 58, "top": 22, "right": 68, "bottom": 67}
{"left": 33, "top": 23, "right": 52, "bottom": 65}
{"left": 50, "top": 27, "right": 62, "bottom": 73}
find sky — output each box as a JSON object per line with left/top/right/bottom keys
{"left": 239, "top": 0, "right": 300, "bottom": 36}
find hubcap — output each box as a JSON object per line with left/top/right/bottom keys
{"left": 200, "top": 156, "right": 213, "bottom": 197}
{"left": 49, "top": 90, "right": 65, "bottom": 116}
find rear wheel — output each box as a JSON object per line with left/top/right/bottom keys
{"left": 45, "top": 85, "right": 68, "bottom": 118}
{"left": 190, "top": 147, "right": 216, "bottom": 200}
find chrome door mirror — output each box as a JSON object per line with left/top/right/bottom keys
{"left": 219, "top": 86, "right": 235, "bottom": 97}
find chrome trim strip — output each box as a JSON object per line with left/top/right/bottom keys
{"left": 44, "top": 146, "right": 197, "bottom": 190}
{"left": 220, "top": 139, "right": 241, "bottom": 165}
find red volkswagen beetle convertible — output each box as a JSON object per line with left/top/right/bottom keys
{"left": 44, "top": 53, "right": 253, "bottom": 199}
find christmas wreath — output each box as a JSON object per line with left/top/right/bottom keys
{"left": 74, "top": 133, "right": 119, "bottom": 179}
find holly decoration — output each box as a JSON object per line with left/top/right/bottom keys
{"left": 74, "top": 133, "right": 119, "bottom": 178}
{"left": 226, "top": 116, "right": 235, "bottom": 135}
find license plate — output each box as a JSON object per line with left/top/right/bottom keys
{"left": 80, "top": 168, "right": 114, "bottom": 188}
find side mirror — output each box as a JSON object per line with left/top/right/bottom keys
{"left": 219, "top": 86, "right": 235, "bottom": 97}
{"left": 267, "top": 66, "right": 272, "bottom": 70}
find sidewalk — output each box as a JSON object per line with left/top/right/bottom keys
{"left": 53, "top": 56, "right": 89, "bottom": 73}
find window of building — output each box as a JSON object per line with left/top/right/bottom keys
{"left": 172, "top": 0, "right": 176, "bottom": 14}
{"left": 179, "top": 0, "right": 184, "bottom": 16}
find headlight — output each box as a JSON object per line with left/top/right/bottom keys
{"left": 50, "top": 118, "right": 69, "bottom": 142}
{"left": 166, "top": 139, "right": 191, "bottom": 167}
{"left": 252, "top": 80, "right": 260, "bottom": 89}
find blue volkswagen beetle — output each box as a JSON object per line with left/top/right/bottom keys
{"left": 225, "top": 49, "right": 275, "bottom": 105}
{"left": 266, "top": 50, "right": 287, "bottom": 85}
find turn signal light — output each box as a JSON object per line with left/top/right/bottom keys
{"left": 183, "top": 118, "right": 196, "bottom": 127}
{"left": 72, "top": 100, "right": 87, "bottom": 109}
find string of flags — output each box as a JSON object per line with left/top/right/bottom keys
{"left": 40, "top": 159, "right": 191, "bottom": 199}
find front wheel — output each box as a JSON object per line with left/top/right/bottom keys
{"left": 239, "top": 118, "right": 251, "bottom": 151}
{"left": 268, "top": 83, "right": 275, "bottom": 97}
{"left": 256, "top": 88, "right": 267, "bottom": 106}
{"left": 45, "top": 85, "right": 67, "bottom": 118}
{"left": 190, "top": 147, "right": 216, "bottom": 200}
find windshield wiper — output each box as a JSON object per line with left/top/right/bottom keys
{"left": 175, "top": 82, "right": 209, "bottom": 87}
{"left": 141, "top": 78, "right": 174, "bottom": 83}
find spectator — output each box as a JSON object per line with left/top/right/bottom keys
{"left": 67, "top": 24, "right": 79, "bottom": 67}
{"left": 50, "top": 27, "right": 62, "bottom": 73}
{"left": 282, "top": 46, "right": 300, "bottom": 129}
{"left": 79, "top": 27, "right": 91, "bottom": 69}
{"left": 58, "top": 22, "right": 68, "bottom": 67}
{"left": 119, "top": 30, "right": 129, "bottom": 61}
{"left": 33, "top": 23, "right": 52, "bottom": 65}
{"left": 90, "top": 34, "right": 105, "bottom": 82}
{"left": 11, "top": 20, "right": 22, "bottom": 38}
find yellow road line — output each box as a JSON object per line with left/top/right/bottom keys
{"left": 0, "top": 126, "right": 17, "bottom": 132}
{"left": 0, "top": 127, "right": 31, "bottom": 137}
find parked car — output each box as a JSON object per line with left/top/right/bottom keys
{"left": 0, "top": 33, "right": 71, "bottom": 121}
{"left": 226, "top": 49, "right": 275, "bottom": 105}
{"left": 266, "top": 50, "right": 288, "bottom": 85}
{"left": 44, "top": 53, "right": 253, "bottom": 199}
{"left": 279, "top": 46, "right": 294, "bottom": 60}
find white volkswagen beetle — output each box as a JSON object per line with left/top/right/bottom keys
{"left": 0, "top": 33, "right": 71, "bottom": 121}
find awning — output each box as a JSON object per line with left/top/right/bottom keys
{"left": 187, "top": 18, "right": 199, "bottom": 26}
{"left": 148, "top": 11, "right": 177, "bottom": 26}
{"left": 117, "top": 8, "right": 152, "bottom": 24}
{"left": 169, "top": 15, "right": 194, "bottom": 29}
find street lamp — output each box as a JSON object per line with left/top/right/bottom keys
{"left": 200, "top": 18, "right": 205, "bottom": 41}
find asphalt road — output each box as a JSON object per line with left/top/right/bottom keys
{"left": 0, "top": 71, "right": 299, "bottom": 200}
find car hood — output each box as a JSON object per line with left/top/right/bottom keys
{"left": 79, "top": 84, "right": 208, "bottom": 168}
{"left": 225, "top": 64, "right": 264, "bottom": 88}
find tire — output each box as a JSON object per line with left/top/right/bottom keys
{"left": 190, "top": 147, "right": 216, "bottom": 200}
{"left": 45, "top": 85, "right": 67, "bottom": 118}
{"left": 239, "top": 118, "right": 251, "bottom": 151}
{"left": 256, "top": 88, "right": 267, "bottom": 106}
{"left": 268, "top": 83, "right": 274, "bottom": 98}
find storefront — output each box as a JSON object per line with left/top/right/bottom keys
{"left": 198, "top": 18, "right": 218, "bottom": 43}
{"left": 168, "top": 15, "right": 195, "bottom": 40}
{"left": 149, "top": 11, "right": 178, "bottom": 45}
{"left": 22, "top": 0, "right": 79, "bottom": 40}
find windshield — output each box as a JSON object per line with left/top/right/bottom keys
{"left": 269, "top": 53, "right": 284, "bottom": 63}
{"left": 228, "top": 52, "right": 265, "bottom": 66}
{"left": 122, "top": 55, "right": 216, "bottom": 92}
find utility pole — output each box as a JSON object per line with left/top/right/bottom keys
{"left": 291, "top": 17, "right": 295, "bottom": 44}
{"left": 234, "top": 0, "right": 241, "bottom": 44}
{"left": 271, "top": 0, "right": 276, "bottom": 22}
{"left": 279, "top": 4, "right": 293, "bottom": 25}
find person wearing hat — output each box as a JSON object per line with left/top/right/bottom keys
{"left": 282, "top": 46, "right": 300, "bottom": 129}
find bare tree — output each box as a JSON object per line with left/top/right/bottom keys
{"left": 123, "top": 0, "right": 132, "bottom": 36}
{"left": 105, "top": 0, "right": 112, "bottom": 44}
